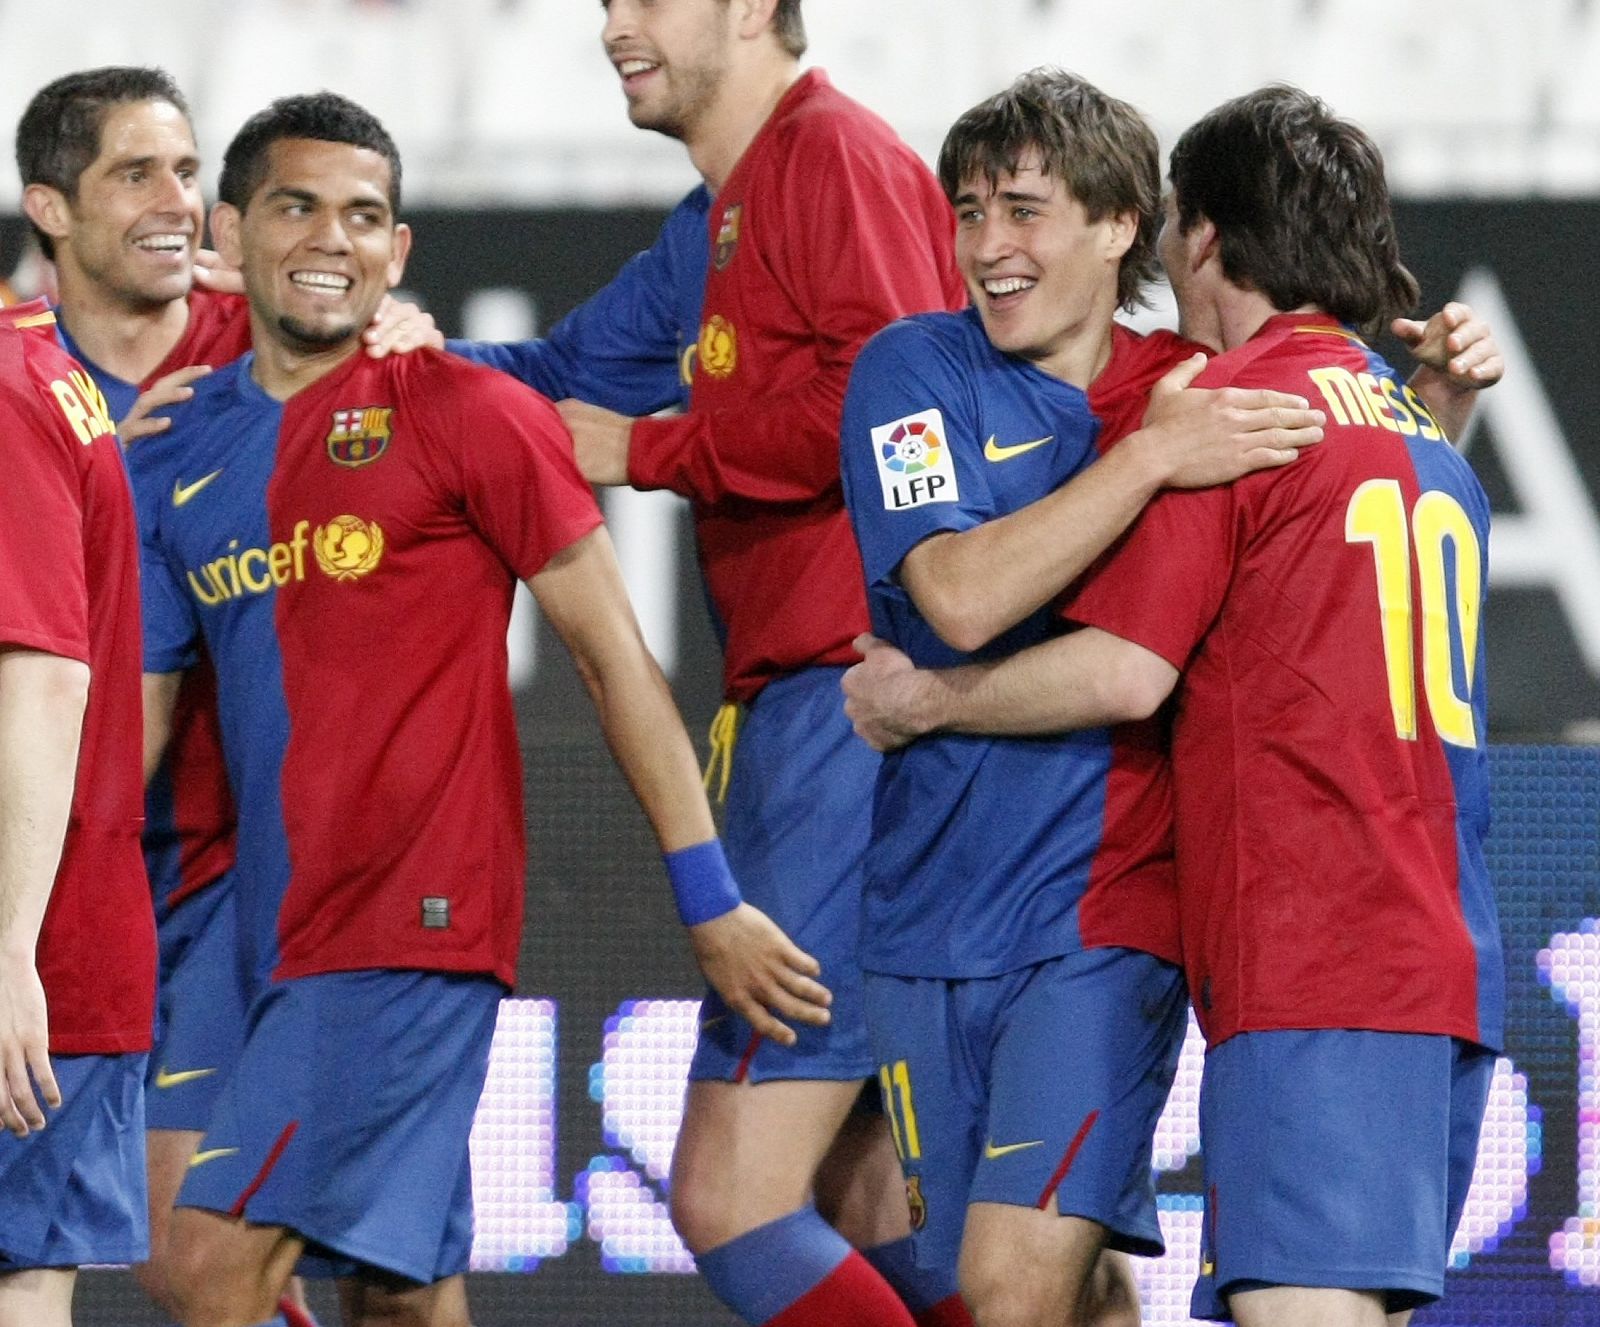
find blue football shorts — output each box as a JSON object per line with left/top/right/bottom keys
{"left": 864, "top": 946, "right": 1188, "bottom": 1276}
{"left": 1189, "top": 1028, "right": 1495, "bottom": 1321}
{"left": 691, "top": 665, "right": 878, "bottom": 1084}
{"left": 0, "top": 1052, "right": 148, "bottom": 1268}
{"left": 176, "top": 968, "right": 501, "bottom": 1284}
{"left": 146, "top": 882, "right": 247, "bottom": 1132}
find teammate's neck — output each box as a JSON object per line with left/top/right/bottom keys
{"left": 686, "top": 58, "right": 801, "bottom": 195}
{"left": 247, "top": 323, "right": 362, "bottom": 402}
{"left": 54, "top": 268, "right": 191, "bottom": 384}
{"left": 1209, "top": 288, "right": 1320, "bottom": 352}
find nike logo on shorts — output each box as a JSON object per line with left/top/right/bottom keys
{"left": 188, "top": 1147, "right": 240, "bottom": 1168}
{"left": 984, "top": 1138, "right": 1045, "bottom": 1160}
{"left": 154, "top": 1066, "right": 218, "bottom": 1089}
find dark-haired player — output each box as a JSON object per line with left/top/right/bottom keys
{"left": 137, "top": 92, "right": 827, "bottom": 1327}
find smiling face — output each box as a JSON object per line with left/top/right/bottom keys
{"left": 37, "top": 98, "right": 203, "bottom": 311}
{"left": 954, "top": 155, "right": 1135, "bottom": 384}
{"left": 215, "top": 137, "right": 410, "bottom": 356}
{"left": 600, "top": 0, "right": 735, "bottom": 141}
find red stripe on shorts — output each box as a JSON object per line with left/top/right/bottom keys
{"left": 230, "top": 1120, "right": 300, "bottom": 1218}
{"left": 1036, "top": 1109, "right": 1100, "bottom": 1210}
{"left": 732, "top": 1032, "right": 763, "bottom": 1083}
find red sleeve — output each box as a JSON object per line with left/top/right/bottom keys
{"left": 628, "top": 122, "right": 961, "bottom": 504}
{"left": 0, "top": 383, "right": 89, "bottom": 662}
{"left": 415, "top": 358, "right": 603, "bottom": 580}
{"left": 1062, "top": 485, "right": 1237, "bottom": 671}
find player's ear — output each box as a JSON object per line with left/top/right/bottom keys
{"left": 386, "top": 223, "right": 412, "bottom": 289}
{"left": 210, "top": 202, "right": 245, "bottom": 270}
{"left": 735, "top": 0, "right": 779, "bottom": 41}
{"left": 20, "top": 183, "right": 71, "bottom": 248}
{"left": 1103, "top": 209, "right": 1139, "bottom": 264}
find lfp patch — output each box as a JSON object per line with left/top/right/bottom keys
{"left": 871, "top": 408, "right": 960, "bottom": 511}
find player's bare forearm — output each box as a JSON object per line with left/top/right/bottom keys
{"left": 142, "top": 671, "right": 184, "bottom": 786}
{"left": 0, "top": 649, "right": 86, "bottom": 1134}
{"left": 900, "top": 440, "right": 1168, "bottom": 654}
{"left": 843, "top": 631, "right": 1176, "bottom": 751}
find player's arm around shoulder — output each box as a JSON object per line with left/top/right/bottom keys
{"left": 522, "top": 526, "right": 832, "bottom": 1047}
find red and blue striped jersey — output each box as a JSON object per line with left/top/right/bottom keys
{"left": 1065, "top": 314, "right": 1502, "bottom": 1050}
{"left": 842, "top": 312, "right": 1195, "bottom": 977}
{"left": 137, "top": 348, "right": 602, "bottom": 991}
{"left": 59, "top": 286, "right": 251, "bottom": 919}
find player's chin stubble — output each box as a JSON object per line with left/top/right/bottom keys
{"left": 276, "top": 314, "right": 359, "bottom": 352}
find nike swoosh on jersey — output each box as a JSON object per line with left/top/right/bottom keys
{"left": 188, "top": 1146, "right": 240, "bottom": 1168}
{"left": 173, "top": 469, "right": 224, "bottom": 507}
{"left": 983, "top": 1138, "right": 1045, "bottom": 1160}
{"left": 154, "top": 1066, "right": 218, "bottom": 1089}
{"left": 983, "top": 434, "right": 1054, "bottom": 462}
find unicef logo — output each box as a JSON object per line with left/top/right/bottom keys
{"left": 312, "top": 515, "right": 385, "bottom": 582}
{"left": 698, "top": 315, "right": 737, "bottom": 378}
{"left": 880, "top": 419, "right": 943, "bottom": 474}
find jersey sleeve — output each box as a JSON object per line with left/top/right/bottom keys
{"left": 415, "top": 359, "right": 603, "bottom": 581}
{"left": 1061, "top": 485, "right": 1237, "bottom": 670}
{"left": 130, "top": 451, "right": 202, "bottom": 676}
{"left": 841, "top": 320, "right": 995, "bottom": 588}
{"left": 0, "top": 386, "right": 89, "bottom": 661}
{"left": 444, "top": 190, "right": 706, "bottom": 417}
{"left": 629, "top": 129, "right": 959, "bottom": 505}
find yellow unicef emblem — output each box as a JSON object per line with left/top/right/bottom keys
{"left": 698, "top": 315, "right": 737, "bottom": 378}
{"left": 312, "top": 515, "right": 385, "bottom": 581}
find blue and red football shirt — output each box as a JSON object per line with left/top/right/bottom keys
{"left": 1064, "top": 314, "right": 1502, "bottom": 1050}
{"left": 137, "top": 347, "right": 602, "bottom": 990}
{"left": 842, "top": 310, "right": 1193, "bottom": 976}
{"left": 59, "top": 286, "right": 252, "bottom": 919}
{"left": 0, "top": 302, "right": 154, "bottom": 1052}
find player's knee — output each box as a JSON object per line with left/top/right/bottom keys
{"left": 1076, "top": 1250, "right": 1140, "bottom": 1327}
{"left": 668, "top": 1169, "right": 738, "bottom": 1255}
{"left": 130, "top": 1255, "right": 181, "bottom": 1318}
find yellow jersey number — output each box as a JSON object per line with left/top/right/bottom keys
{"left": 1344, "top": 479, "right": 1482, "bottom": 748}
{"left": 878, "top": 1059, "right": 922, "bottom": 1162}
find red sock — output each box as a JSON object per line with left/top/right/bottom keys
{"left": 914, "top": 1293, "right": 975, "bottom": 1327}
{"left": 766, "top": 1249, "right": 917, "bottom": 1327}
{"left": 278, "top": 1298, "right": 319, "bottom": 1327}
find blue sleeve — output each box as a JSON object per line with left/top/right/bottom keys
{"left": 126, "top": 438, "right": 201, "bottom": 675}
{"left": 841, "top": 319, "right": 997, "bottom": 590}
{"left": 445, "top": 188, "right": 708, "bottom": 417}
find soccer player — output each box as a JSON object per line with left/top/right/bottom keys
{"left": 844, "top": 84, "right": 1502, "bottom": 1327}
{"left": 838, "top": 69, "right": 1332, "bottom": 1327}
{"left": 0, "top": 300, "right": 154, "bottom": 1327}
{"left": 137, "top": 91, "right": 829, "bottom": 1327}
{"left": 410, "top": 3, "right": 974, "bottom": 1322}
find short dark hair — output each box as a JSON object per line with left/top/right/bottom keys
{"left": 1168, "top": 84, "right": 1419, "bottom": 336}
{"left": 772, "top": 0, "right": 806, "bottom": 58}
{"left": 15, "top": 66, "right": 191, "bottom": 259}
{"left": 219, "top": 92, "right": 402, "bottom": 212}
{"left": 938, "top": 68, "right": 1160, "bottom": 311}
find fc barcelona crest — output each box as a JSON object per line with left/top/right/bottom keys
{"left": 713, "top": 203, "right": 742, "bottom": 270}
{"left": 327, "top": 406, "right": 394, "bottom": 467}
{"left": 905, "top": 1175, "right": 927, "bottom": 1232}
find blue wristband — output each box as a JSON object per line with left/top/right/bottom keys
{"left": 665, "top": 839, "right": 742, "bottom": 928}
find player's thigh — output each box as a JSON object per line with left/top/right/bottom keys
{"left": 0, "top": 1267, "right": 75, "bottom": 1327}
{"left": 670, "top": 1076, "right": 870, "bottom": 1247}
{"left": 959, "top": 1203, "right": 1106, "bottom": 1326}
{"left": 813, "top": 1094, "right": 911, "bottom": 1249}
{"left": 1229, "top": 1284, "right": 1389, "bottom": 1327}
{"left": 145, "top": 1129, "right": 203, "bottom": 1239}
{"left": 165, "top": 1204, "right": 303, "bottom": 1322}
{"left": 339, "top": 1269, "right": 470, "bottom": 1327}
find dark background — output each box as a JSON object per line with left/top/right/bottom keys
{"left": 5, "top": 202, "right": 1595, "bottom": 1324}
